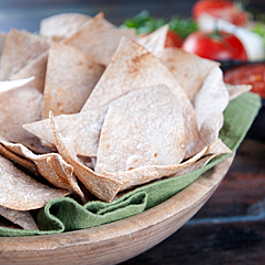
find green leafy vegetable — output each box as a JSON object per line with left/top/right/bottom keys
{"left": 169, "top": 16, "right": 198, "bottom": 39}
{"left": 120, "top": 10, "right": 166, "bottom": 35}
{"left": 120, "top": 10, "right": 198, "bottom": 38}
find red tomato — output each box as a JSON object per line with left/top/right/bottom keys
{"left": 181, "top": 30, "right": 248, "bottom": 61}
{"left": 165, "top": 30, "right": 183, "bottom": 48}
{"left": 193, "top": 0, "right": 249, "bottom": 26}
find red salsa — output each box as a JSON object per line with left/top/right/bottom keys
{"left": 224, "top": 63, "right": 265, "bottom": 98}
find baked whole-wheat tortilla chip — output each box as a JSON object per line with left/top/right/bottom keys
{"left": 62, "top": 13, "right": 136, "bottom": 66}
{"left": 137, "top": 24, "right": 169, "bottom": 56}
{"left": 0, "top": 154, "right": 70, "bottom": 211}
{"left": 23, "top": 105, "right": 108, "bottom": 157}
{"left": 0, "top": 205, "right": 38, "bottom": 230}
{"left": 42, "top": 42, "right": 105, "bottom": 118}
{"left": 10, "top": 51, "right": 49, "bottom": 93}
{"left": 173, "top": 138, "right": 231, "bottom": 178}
{"left": 157, "top": 47, "right": 219, "bottom": 99}
{"left": 186, "top": 66, "right": 230, "bottom": 158}
{"left": 0, "top": 29, "right": 50, "bottom": 80}
{"left": 0, "top": 141, "right": 38, "bottom": 174}
{"left": 103, "top": 138, "right": 231, "bottom": 191}
{"left": 0, "top": 80, "right": 49, "bottom": 153}
{"left": 49, "top": 112, "right": 123, "bottom": 202}
{"left": 0, "top": 139, "right": 84, "bottom": 200}
{"left": 39, "top": 13, "right": 91, "bottom": 41}
{"left": 226, "top": 84, "right": 252, "bottom": 101}
{"left": 82, "top": 37, "right": 199, "bottom": 146}
{"left": 95, "top": 85, "right": 185, "bottom": 174}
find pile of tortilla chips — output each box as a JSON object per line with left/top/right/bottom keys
{"left": 0, "top": 12, "right": 251, "bottom": 231}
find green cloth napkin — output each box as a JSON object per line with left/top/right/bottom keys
{"left": 0, "top": 92, "right": 261, "bottom": 237}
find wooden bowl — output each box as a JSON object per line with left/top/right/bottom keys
{"left": 0, "top": 155, "right": 234, "bottom": 265}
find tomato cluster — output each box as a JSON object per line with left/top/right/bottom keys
{"left": 181, "top": 30, "right": 248, "bottom": 61}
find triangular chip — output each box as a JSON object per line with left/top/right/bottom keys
{"left": 173, "top": 138, "right": 232, "bottom": 177}
{"left": 0, "top": 141, "right": 38, "bottom": 174}
{"left": 95, "top": 85, "right": 185, "bottom": 174}
{"left": 226, "top": 84, "right": 252, "bottom": 101}
{"left": 40, "top": 13, "right": 91, "bottom": 41}
{"left": 10, "top": 51, "right": 49, "bottom": 93}
{"left": 42, "top": 42, "right": 105, "bottom": 118}
{"left": 0, "top": 154, "right": 70, "bottom": 211}
{"left": 49, "top": 112, "right": 123, "bottom": 202}
{"left": 137, "top": 24, "right": 168, "bottom": 55}
{"left": 82, "top": 37, "right": 199, "bottom": 145}
{"left": 23, "top": 105, "right": 108, "bottom": 157}
{"left": 62, "top": 13, "right": 134, "bottom": 65}
{"left": 0, "top": 139, "right": 84, "bottom": 201}
{"left": 103, "top": 138, "right": 231, "bottom": 191}
{"left": 186, "top": 66, "right": 230, "bottom": 158}
{"left": 0, "top": 206, "right": 38, "bottom": 230}
{"left": 157, "top": 47, "right": 219, "bottom": 99}
{"left": 0, "top": 29, "right": 50, "bottom": 80}
{"left": 0, "top": 81, "right": 48, "bottom": 153}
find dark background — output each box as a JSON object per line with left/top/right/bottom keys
{"left": 0, "top": 0, "right": 264, "bottom": 33}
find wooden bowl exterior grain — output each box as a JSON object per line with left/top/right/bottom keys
{"left": 0, "top": 155, "right": 234, "bottom": 265}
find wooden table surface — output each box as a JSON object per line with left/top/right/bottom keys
{"left": 0, "top": 0, "right": 264, "bottom": 264}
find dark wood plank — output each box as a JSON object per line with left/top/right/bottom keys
{"left": 120, "top": 220, "right": 265, "bottom": 265}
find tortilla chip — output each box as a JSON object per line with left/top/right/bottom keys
{"left": 226, "top": 84, "right": 252, "bottom": 101}
{"left": 137, "top": 24, "right": 169, "bottom": 55}
{"left": 157, "top": 47, "right": 219, "bottom": 99}
{"left": 0, "top": 81, "right": 49, "bottom": 153}
{"left": 186, "top": 66, "right": 230, "bottom": 158}
{"left": 0, "top": 139, "right": 84, "bottom": 200}
{"left": 103, "top": 146, "right": 208, "bottom": 191}
{"left": 0, "top": 29, "right": 50, "bottom": 80}
{"left": 0, "top": 205, "right": 38, "bottom": 230}
{"left": 103, "top": 138, "right": 231, "bottom": 191}
{"left": 0, "top": 141, "right": 38, "bottom": 174}
{"left": 42, "top": 42, "right": 105, "bottom": 118}
{"left": 82, "top": 37, "right": 199, "bottom": 146}
{"left": 0, "top": 154, "right": 70, "bottom": 211}
{"left": 40, "top": 13, "right": 91, "bottom": 41}
{"left": 96, "top": 85, "right": 185, "bottom": 174}
{"left": 173, "top": 138, "right": 231, "bottom": 177}
{"left": 10, "top": 51, "right": 49, "bottom": 93}
{"left": 62, "top": 13, "right": 133, "bottom": 66}
{"left": 23, "top": 105, "right": 108, "bottom": 157}
{"left": 49, "top": 112, "right": 123, "bottom": 202}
